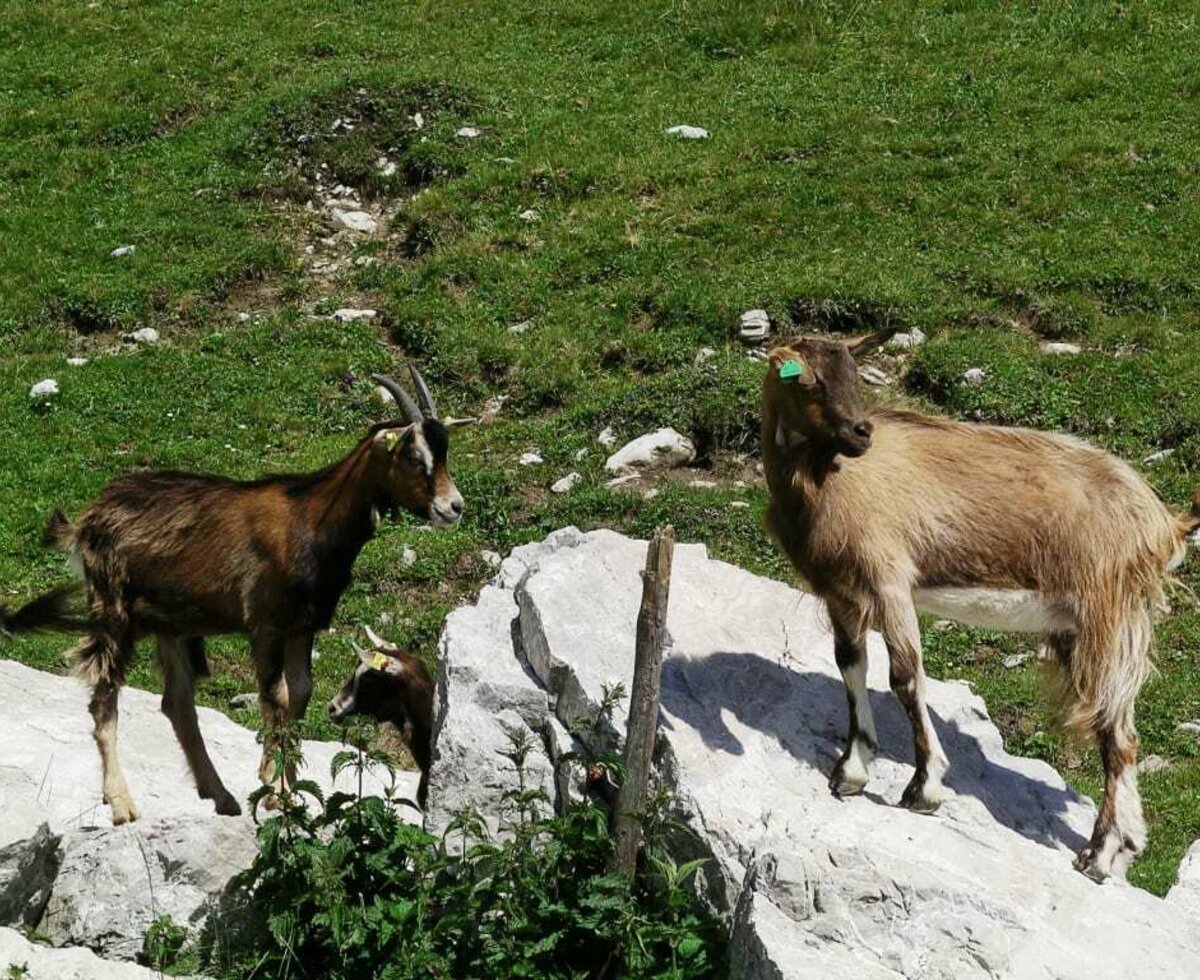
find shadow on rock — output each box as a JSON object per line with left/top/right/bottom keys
{"left": 660, "top": 650, "right": 1087, "bottom": 853}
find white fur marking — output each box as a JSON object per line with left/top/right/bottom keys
{"left": 914, "top": 588, "right": 1075, "bottom": 633}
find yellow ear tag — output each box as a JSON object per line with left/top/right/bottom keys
{"left": 383, "top": 431, "right": 401, "bottom": 451}
{"left": 371, "top": 653, "right": 390, "bottom": 671}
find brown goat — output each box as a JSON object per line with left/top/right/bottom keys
{"left": 326, "top": 625, "right": 434, "bottom": 808}
{"left": 0, "top": 367, "right": 467, "bottom": 825}
{"left": 761, "top": 330, "right": 1200, "bottom": 881}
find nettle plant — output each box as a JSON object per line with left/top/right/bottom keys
{"left": 197, "top": 690, "right": 725, "bottom": 980}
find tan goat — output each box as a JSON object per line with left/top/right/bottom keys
{"left": 761, "top": 329, "right": 1199, "bottom": 881}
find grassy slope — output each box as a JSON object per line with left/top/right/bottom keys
{"left": 1, "top": 0, "right": 1198, "bottom": 893}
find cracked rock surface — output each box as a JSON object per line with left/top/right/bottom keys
{"left": 427, "top": 527, "right": 1200, "bottom": 979}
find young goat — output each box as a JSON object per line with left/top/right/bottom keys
{"left": 761, "top": 330, "right": 1200, "bottom": 881}
{"left": 0, "top": 367, "right": 467, "bottom": 825}
{"left": 327, "top": 625, "right": 434, "bottom": 808}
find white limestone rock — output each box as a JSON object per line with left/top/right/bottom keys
{"left": 0, "top": 927, "right": 160, "bottom": 979}
{"left": 1040, "top": 341, "right": 1082, "bottom": 355}
{"left": 427, "top": 528, "right": 1200, "bottom": 980}
{"left": 665, "top": 125, "right": 710, "bottom": 140}
{"left": 551, "top": 472, "right": 581, "bottom": 494}
{"left": 28, "top": 379, "right": 58, "bottom": 400}
{"left": 0, "top": 659, "right": 418, "bottom": 959}
{"left": 738, "top": 309, "right": 770, "bottom": 344}
{"left": 331, "top": 208, "right": 378, "bottom": 234}
{"left": 603, "top": 427, "right": 695, "bottom": 475}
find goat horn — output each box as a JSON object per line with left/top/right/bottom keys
{"left": 407, "top": 363, "right": 438, "bottom": 419}
{"left": 372, "top": 373, "right": 423, "bottom": 426}
{"left": 363, "top": 624, "right": 398, "bottom": 651}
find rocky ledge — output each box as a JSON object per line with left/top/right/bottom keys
{"left": 427, "top": 527, "right": 1200, "bottom": 980}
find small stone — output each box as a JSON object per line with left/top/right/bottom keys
{"left": 480, "top": 550, "right": 503, "bottom": 569}
{"left": 604, "top": 428, "right": 696, "bottom": 475}
{"left": 1137, "top": 754, "right": 1170, "bottom": 775}
{"left": 551, "top": 472, "right": 581, "bottom": 494}
{"left": 518, "top": 209, "right": 539, "bottom": 222}
{"left": 237, "top": 312, "right": 252, "bottom": 322}
{"left": 377, "top": 157, "right": 398, "bottom": 177}
{"left": 886, "top": 327, "right": 927, "bottom": 350}
{"left": 643, "top": 488, "right": 660, "bottom": 501}
{"left": 573, "top": 447, "right": 589, "bottom": 462}
{"left": 127, "top": 327, "right": 160, "bottom": 345}
{"left": 331, "top": 209, "right": 379, "bottom": 234}
{"left": 519, "top": 451, "right": 544, "bottom": 466}
{"left": 932, "top": 620, "right": 956, "bottom": 632}
{"left": 963, "top": 367, "right": 986, "bottom": 385}
{"left": 456, "top": 126, "right": 482, "bottom": 139}
{"left": 29, "top": 378, "right": 59, "bottom": 399}
{"left": 1040, "top": 342, "right": 1081, "bottom": 356}
{"left": 480, "top": 395, "right": 508, "bottom": 424}
{"left": 858, "top": 365, "right": 889, "bottom": 386}
{"left": 694, "top": 347, "right": 716, "bottom": 368}
{"left": 1177, "top": 720, "right": 1200, "bottom": 736}
{"left": 598, "top": 426, "right": 617, "bottom": 448}
{"left": 1143, "top": 448, "right": 1174, "bottom": 464}
{"left": 729, "top": 500, "right": 750, "bottom": 509}
{"left": 229, "top": 693, "right": 257, "bottom": 710}
{"left": 738, "top": 309, "right": 770, "bottom": 344}
{"left": 605, "top": 474, "right": 641, "bottom": 490}
{"left": 689, "top": 479, "right": 718, "bottom": 489}
{"left": 665, "top": 125, "right": 710, "bottom": 140}
{"left": 109, "top": 245, "right": 135, "bottom": 258}
{"left": 66, "top": 357, "right": 88, "bottom": 367}
{"left": 401, "top": 546, "right": 417, "bottom": 568}
{"left": 1003, "top": 652, "right": 1032, "bottom": 669}
{"left": 508, "top": 320, "right": 533, "bottom": 334}
{"left": 410, "top": 112, "right": 425, "bottom": 129}
{"left": 332, "top": 308, "right": 377, "bottom": 322}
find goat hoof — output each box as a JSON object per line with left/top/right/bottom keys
{"left": 900, "top": 777, "right": 942, "bottom": 814}
{"left": 214, "top": 793, "right": 243, "bottom": 817}
{"left": 829, "top": 767, "right": 867, "bottom": 798}
{"left": 110, "top": 797, "right": 141, "bottom": 826}
{"left": 1073, "top": 846, "right": 1109, "bottom": 883}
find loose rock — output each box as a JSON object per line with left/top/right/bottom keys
{"left": 332, "top": 308, "right": 376, "bottom": 322}
{"left": 963, "top": 367, "right": 986, "bottom": 385}
{"left": 108, "top": 245, "right": 135, "bottom": 258}
{"left": 1040, "top": 342, "right": 1082, "bottom": 356}
{"left": 456, "top": 126, "right": 482, "bottom": 139}
{"left": 331, "top": 209, "right": 379, "bottom": 234}
{"left": 551, "top": 472, "right": 581, "bottom": 494}
{"left": 1003, "top": 652, "right": 1032, "bottom": 669}
{"left": 228, "top": 693, "right": 257, "bottom": 710}
{"left": 1143, "top": 449, "right": 1174, "bottom": 464}
{"left": 604, "top": 428, "right": 695, "bottom": 475}
{"left": 858, "top": 365, "right": 889, "bottom": 386}
{"left": 886, "top": 326, "right": 927, "bottom": 350}
{"left": 738, "top": 309, "right": 771, "bottom": 344}
{"left": 694, "top": 346, "right": 716, "bottom": 368}
{"left": 66, "top": 357, "right": 88, "bottom": 368}
{"left": 126, "top": 327, "right": 160, "bottom": 345}
{"left": 518, "top": 451, "right": 544, "bottom": 467}
{"left": 597, "top": 426, "right": 618, "bottom": 448}
{"left": 1177, "top": 720, "right": 1200, "bottom": 736}
{"left": 29, "top": 379, "right": 59, "bottom": 400}
{"left": 1138, "top": 754, "right": 1171, "bottom": 776}
{"left": 401, "top": 546, "right": 417, "bottom": 568}
{"left": 518, "top": 209, "right": 539, "bottom": 222}
{"left": 665, "top": 125, "right": 710, "bottom": 140}
{"left": 480, "top": 550, "right": 503, "bottom": 570}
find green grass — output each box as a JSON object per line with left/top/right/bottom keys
{"left": 2, "top": 0, "right": 1199, "bottom": 895}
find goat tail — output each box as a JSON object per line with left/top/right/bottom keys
{"left": 0, "top": 583, "right": 88, "bottom": 638}
{"left": 1047, "top": 600, "right": 1154, "bottom": 739}
{"left": 42, "top": 509, "right": 76, "bottom": 551}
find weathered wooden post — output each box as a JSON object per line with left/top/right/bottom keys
{"left": 611, "top": 524, "right": 675, "bottom": 877}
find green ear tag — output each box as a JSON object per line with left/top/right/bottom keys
{"left": 778, "top": 360, "right": 804, "bottom": 383}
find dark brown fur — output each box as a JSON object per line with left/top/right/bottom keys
{"left": 2, "top": 407, "right": 463, "bottom": 825}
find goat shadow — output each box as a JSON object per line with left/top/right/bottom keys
{"left": 659, "top": 651, "right": 1089, "bottom": 853}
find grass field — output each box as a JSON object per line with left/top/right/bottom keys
{"left": 2, "top": 1, "right": 1199, "bottom": 894}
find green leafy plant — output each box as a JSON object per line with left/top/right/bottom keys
{"left": 204, "top": 706, "right": 724, "bottom": 979}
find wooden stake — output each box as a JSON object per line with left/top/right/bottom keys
{"left": 611, "top": 525, "right": 675, "bottom": 877}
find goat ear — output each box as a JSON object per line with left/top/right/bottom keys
{"left": 372, "top": 426, "right": 411, "bottom": 455}
{"left": 845, "top": 327, "right": 899, "bottom": 360}
{"left": 767, "top": 347, "right": 815, "bottom": 386}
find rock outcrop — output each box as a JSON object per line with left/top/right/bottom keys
{"left": 428, "top": 528, "right": 1200, "bottom": 980}
{"left": 0, "top": 658, "right": 418, "bottom": 964}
